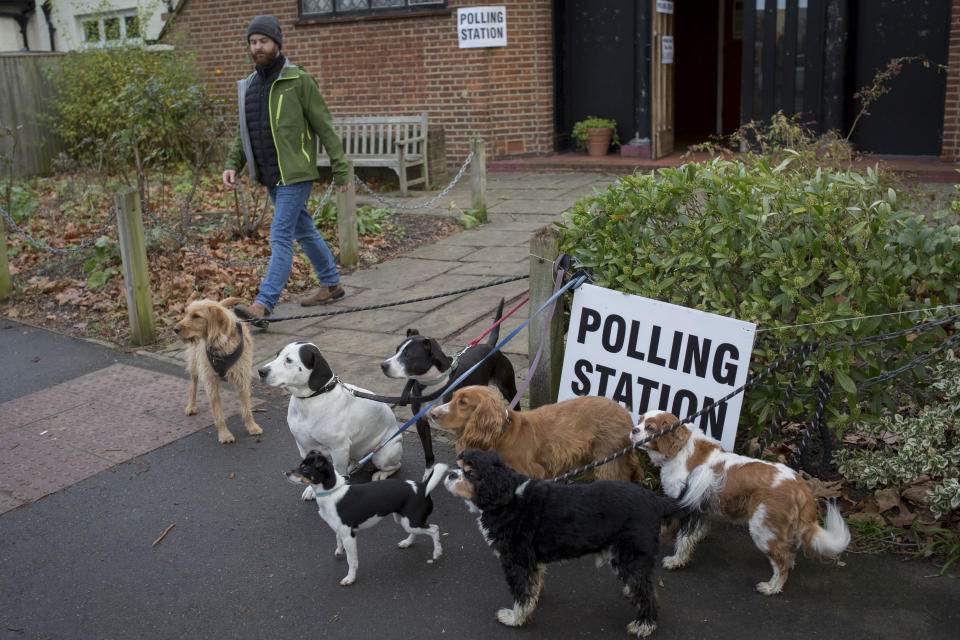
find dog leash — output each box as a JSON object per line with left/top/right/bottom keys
{"left": 339, "top": 296, "right": 527, "bottom": 406}
{"left": 407, "top": 296, "right": 529, "bottom": 389}
{"left": 467, "top": 296, "right": 529, "bottom": 348}
{"left": 347, "top": 272, "right": 589, "bottom": 476}
{"left": 508, "top": 255, "right": 568, "bottom": 409}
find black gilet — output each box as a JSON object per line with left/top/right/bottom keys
{"left": 244, "top": 54, "right": 285, "bottom": 187}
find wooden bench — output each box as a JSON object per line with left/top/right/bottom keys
{"left": 317, "top": 114, "right": 429, "bottom": 196}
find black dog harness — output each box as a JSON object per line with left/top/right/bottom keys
{"left": 205, "top": 322, "right": 245, "bottom": 379}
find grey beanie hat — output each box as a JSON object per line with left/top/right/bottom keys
{"left": 247, "top": 15, "right": 281, "bottom": 48}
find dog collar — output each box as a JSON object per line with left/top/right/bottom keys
{"left": 298, "top": 375, "right": 339, "bottom": 399}
{"left": 500, "top": 409, "right": 511, "bottom": 436}
{"left": 205, "top": 322, "right": 244, "bottom": 380}
{"left": 417, "top": 350, "right": 465, "bottom": 387}
{"left": 311, "top": 485, "right": 341, "bottom": 498}
{"left": 418, "top": 367, "right": 452, "bottom": 387}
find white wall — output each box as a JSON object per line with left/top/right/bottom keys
{"left": 0, "top": 0, "right": 172, "bottom": 53}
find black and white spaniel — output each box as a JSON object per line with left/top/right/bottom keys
{"left": 444, "top": 448, "right": 682, "bottom": 638}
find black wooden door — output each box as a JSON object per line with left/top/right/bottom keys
{"left": 555, "top": 0, "right": 637, "bottom": 149}
{"left": 848, "top": 0, "right": 950, "bottom": 155}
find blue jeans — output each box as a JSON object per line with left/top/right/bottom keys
{"left": 254, "top": 181, "right": 340, "bottom": 312}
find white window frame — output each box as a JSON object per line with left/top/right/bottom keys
{"left": 79, "top": 9, "right": 142, "bottom": 48}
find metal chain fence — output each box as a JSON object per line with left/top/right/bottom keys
{"left": 1, "top": 201, "right": 118, "bottom": 255}
{"left": 356, "top": 151, "right": 473, "bottom": 211}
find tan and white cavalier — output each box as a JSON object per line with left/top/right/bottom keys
{"left": 632, "top": 410, "right": 850, "bottom": 595}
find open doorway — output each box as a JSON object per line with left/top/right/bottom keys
{"left": 672, "top": 0, "right": 742, "bottom": 148}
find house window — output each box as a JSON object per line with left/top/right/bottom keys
{"left": 80, "top": 10, "right": 142, "bottom": 47}
{"left": 299, "top": 0, "right": 446, "bottom": 19}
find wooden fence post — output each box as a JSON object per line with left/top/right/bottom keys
{"left": 471, "top": 137, "right": 487, "bottom": 223}
{"left": 114, "top": 188, "right": 156, "bottom": 346}
{"left": 0, "top": 211, "right": 11, "bottom": 301}
{"left": 337, "top": 159, "right": 358, "bottom": 267}
{"left": 528, "top": 226, "right": 566, "bottom": 409}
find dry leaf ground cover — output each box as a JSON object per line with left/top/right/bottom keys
{"left": 1, "top": 169, "right": 460, "bottom": 348}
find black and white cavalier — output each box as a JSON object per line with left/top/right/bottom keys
{"left": 444, "top": 449, "right": 682, "bottom": 638}
{"left": 259, "top": 342, "right": 402, "bottom": 499}
{"left": 286, "top": 449, "right": 449, "bottom": 586}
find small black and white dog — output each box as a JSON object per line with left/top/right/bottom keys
{"left": 381, "top": 298, "right": 517, "bottom": 474}
{"left": 445, "top": 449, "right": 681, "bottom": 638}
{"left": 287, "top": 449, "right": 448, "bottom": 586}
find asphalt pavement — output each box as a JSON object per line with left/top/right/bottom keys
{"left": 2, "top": 170, "right": 959, "bottom": 639}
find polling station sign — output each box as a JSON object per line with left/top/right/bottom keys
{"left": 457, "top": 6, "right": 507, "bottom": 48}
{"left": 558, "top": 284, "right": 756, "bottom": 450}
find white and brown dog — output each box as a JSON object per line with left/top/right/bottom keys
{"left": 633, "top": 410, "right": 850, "bottom": 595}
{"left": 174, "top": 297, "right": 262, "bottom": 444}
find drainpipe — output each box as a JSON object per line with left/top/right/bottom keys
{"left": 41, "top": 0, "right": 56, "bottom": 51}
{"left": 15, "top": 12, "right": 30, "bottom": 51}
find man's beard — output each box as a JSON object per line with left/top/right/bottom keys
{"left": 253, "top": 48, "right": 279, "bottom": 69}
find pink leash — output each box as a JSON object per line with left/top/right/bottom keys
{"left": 467, "top": 296, "right": 530, "bottom": 348}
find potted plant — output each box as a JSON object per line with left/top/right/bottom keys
{"left": 571, "top": 116, "right": 620, "bottom": 156}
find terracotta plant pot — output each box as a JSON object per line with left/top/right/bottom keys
{"left": 586, "top": 127, "right": 613, "bottom": 156}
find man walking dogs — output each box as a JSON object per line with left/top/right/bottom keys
{"left": 223, "top": 15, "right": 350, "bottom": 324}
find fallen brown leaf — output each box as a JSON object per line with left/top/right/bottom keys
{"left": 873, "top": 487, "right": 902, "bottom": 513}
{"left": 901, "top": 481, "right": 937, "bottom": 505}
{"left": 848, "top": 511, "right": 886, "bottom": 526}
{"left": 805, "top": 476, "right": 844, "bottom": 500}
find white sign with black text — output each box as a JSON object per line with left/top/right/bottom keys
{"left": 557, "top": 284, "right": 757, "bottom": 450}
{"left": 661, "top": 35, "right": 674, "bottom": 64}
{"left": 656, "top": 0, "right": 675, "bottom": 14}
{"left": 457, "top": 6, "right": 507, "bottom": 49}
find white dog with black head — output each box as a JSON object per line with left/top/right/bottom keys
{"left": 259, "top": 341, "right": 402, "bottom": 499}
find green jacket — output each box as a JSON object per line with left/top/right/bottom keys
{"left": 225, "top": 60, "right": 349, "bottom": 186}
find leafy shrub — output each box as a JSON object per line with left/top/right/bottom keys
{"left": 356, "top": 206, "right": 392, "bottom": 236}
{"left": 557, "top": 156, "right": 960, "bottom": 435}
{"left": 448, "top": 200, "right": 482, "bottom": 228}
{"left": 2, "top": 180, "right": 39, "bottom": 223}
{"left": 836, "top": 352, "right": 960, "bottom": 519}
{"left": 43, "top": 44, "right": 226, "bottom": 176}
{"left": 307, "top": 196, "right": 391, "bottom": 237}
{"left": 82, "top": 235, "right": 121, "bottom": 290}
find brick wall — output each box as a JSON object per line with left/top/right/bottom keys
{"left": 168, "top": 0, "right": 555, "bottom": 170}
{"left": 942, "top": 0, "right": 960, "bottom": 162}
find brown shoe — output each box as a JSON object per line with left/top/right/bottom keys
{"left": 234, "top": 302, "right": 270, "bottom": 328}
{"left": 300, "top": 284, "right": 345, "bottom": 307}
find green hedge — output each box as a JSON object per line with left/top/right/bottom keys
{"left": 558, "top": 157, "right": 960, "bottom": 436}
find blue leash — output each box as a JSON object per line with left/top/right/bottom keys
{"left": 348, "top": 273, "right": 588, "bottom": 474}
